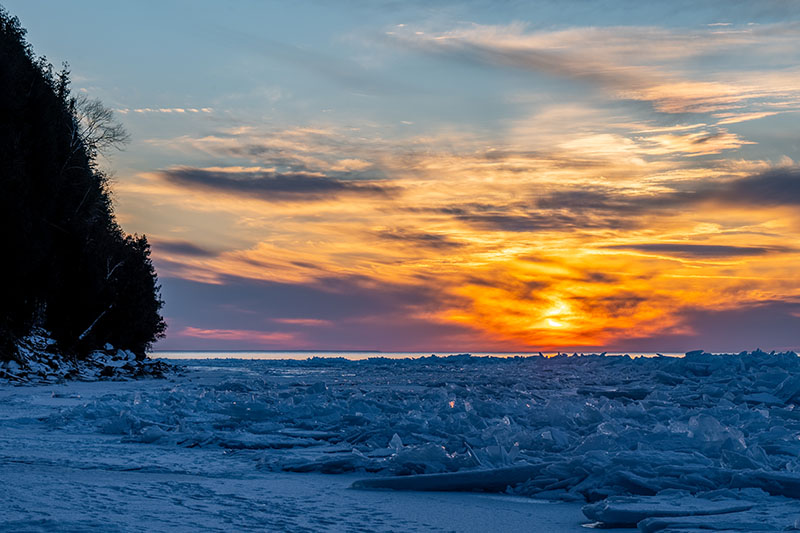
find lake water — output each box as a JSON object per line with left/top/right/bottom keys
{"left": 151, "top": 350, "right": 685, "bottom": 360}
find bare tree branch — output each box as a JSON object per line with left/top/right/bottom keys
{"left": 74, "top": 94, "right": 130, "bottom": 157}
{"left": 77, "top": 304, "right": 112, "bottom": 341}
{"left": 106, "top": 259, "right": 124, "bottom": 280}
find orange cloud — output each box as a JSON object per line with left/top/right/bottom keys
{"left": 180, "top": 326, "right": 296, "bottom": 344}
{"left": 271, "top": 318, "right": 334, "bottom": 327}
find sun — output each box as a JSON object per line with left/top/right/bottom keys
{"left": 543, "top": 300, "right": 572, "bottom": 329}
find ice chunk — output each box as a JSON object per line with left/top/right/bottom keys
{"left": 582, "top": 493, "right": 755, "bottom": 527}
{"left": 352, "top": 464, "right": 544, "bottom": 492}
{"left": 276, "top": 428, "right": 339, "bottom": 440}
{"left": 740, "top": 392, "right": 782, "bottom": 405}
{"left": 731, "top": 471, "right": 800, "bottom": 499}
{"left": 139, "top": 425, "right": 170, "bottom": 444}
{"left": 637, "top": 506, "right": 798, "bottom": 532}
{"left": 389, "top": 433, "right": 404, "bottom": 451}
{"left": 776, "top": 375, "right": 800, "bottom": 402}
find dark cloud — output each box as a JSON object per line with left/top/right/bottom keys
{"left": 375, "top": 228, "right": 464, "bottom": 249}
{"left": 712, "top": 167, "right": 800, "bottom": 206}
{"left": 536, "top": 167, "right": 800, "bottom": 215}
{"left": 291, "top": 261, "right": 320, "bottom": 269}
{"left": 159, "top": 167, "right": 397, "bottom": 202}
{"left": 455, "top": 211, "right": 633, "bottom": 232}
{"left": 535, "top": 189, "right": 647, "bottom": 213}
{"left": 582, "top": 271, "right": 622, "bottom": 284}
{"left": 150, "top": 238, "right": 216, "bottom": 257}
{"left": 400, "top": 203, "right": 627, "bottom": 233}
{"left": 401, "top": 203, "right": 498, "bottom": 216}
{"left": 403, "top": 200, "right": 637, "bottom": 232}
{"left": 604, "top": 243, "right": 793, "bottom": 258}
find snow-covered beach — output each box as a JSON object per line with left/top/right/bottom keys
{"left": 3, "top": 352, "right": 800, "bottom": 531}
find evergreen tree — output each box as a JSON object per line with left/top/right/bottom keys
{"left": 0, "top": 8, "right": 166, "bottom": 361}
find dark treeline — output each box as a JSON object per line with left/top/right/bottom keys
{"left": 0, "top": 9, "right": 165, "bottom": 361}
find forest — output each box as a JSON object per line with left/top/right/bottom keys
{"left": 0, "top": 8, "right": 165, "bottom": 361}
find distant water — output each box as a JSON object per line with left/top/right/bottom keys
{"left": 151, "top": 350, "right": 685, "bottom": 360}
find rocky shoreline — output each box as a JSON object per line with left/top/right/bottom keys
{"left": 0, "top": 329, "right": 174, "bottom": 384}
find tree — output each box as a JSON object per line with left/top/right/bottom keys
{"left": 73, "top": 93, "right": 130, "bottom": 159}
{"left": 0, "top": 7, "right": 166, "bottom": 361}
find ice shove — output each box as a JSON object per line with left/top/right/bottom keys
{"left": 25, "top": 350, "right": 800, "bottom": 530}
{"left": 1, "top": 328, "right": 171, "bottom": 383}
{"left": 581, "top": 490, "right": 757, "bottom": 527}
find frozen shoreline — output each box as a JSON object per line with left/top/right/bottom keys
{"left": 0, "top": 373, "right": 597, "bottom": 532}
{"left": 1, "top": 463, "right": 593, "bottom": 532}
{"left": 3, "top": 353, "right": 800, "bottom": 531}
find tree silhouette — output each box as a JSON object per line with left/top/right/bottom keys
{"left": 0, "top": 8, "right": 165, "bottom": 361}
{"left": 73, "top": 93, "right": 131, "bottom": 158}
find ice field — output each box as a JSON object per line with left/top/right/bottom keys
{"left": 3, "top": 351, "right": 800, "bottom": 531}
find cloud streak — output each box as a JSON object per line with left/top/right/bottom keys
{"left": 150, "top": 238, "right": 217, "bottom": 258}
{"left": 180, "top": 326, "right": 297, "bottom": 344}
{"left": 158, "top": 167, "right": 398, "bottom": 202}
{"left": 118, "top": 107, "right": 213, "bottom": 114}
{"left": 534, "top": 167, "right": 800, "bottom": 215}
{"left": 375, "top": 228, "right": 465, "bottom": 249}
{"left": 604, "top": 243, "right": 792, "bottom": 258}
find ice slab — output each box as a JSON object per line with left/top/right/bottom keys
{"left": 582, "top": 493, "right": 755, "bottom": 527}
{"left": 351, "top": 464, "right": 544, "bottom": 492}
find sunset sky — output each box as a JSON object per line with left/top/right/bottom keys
{"left": 8, "top": 1, "right": 800, "bottom": 352}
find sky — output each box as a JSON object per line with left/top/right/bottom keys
{"left": 6, "top": 0, "right": 800, "bottom": 352}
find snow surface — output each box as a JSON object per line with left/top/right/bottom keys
{"left": 3, "top": 351, "right": 800, "bottom": 531}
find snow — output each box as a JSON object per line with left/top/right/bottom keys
{"left": 3, "top": 350, "right": 800, "bottom": 531}
{"left": 1, "top": 328, "right": 170, "bottom": 383}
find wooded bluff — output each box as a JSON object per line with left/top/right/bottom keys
{"left": 0, "top": 9, "right": 166, "bottom": 362}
